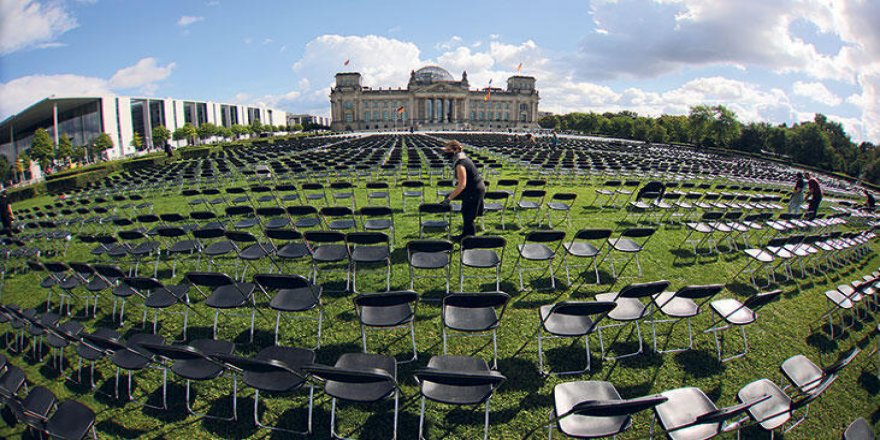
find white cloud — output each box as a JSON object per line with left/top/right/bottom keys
{"left": 231, "top": 90, "right": 301, "bottom": 109}
{"left": 206, "top": 0, "right": 220, "bottom": 6}
{"left": 0, "top": 0, "right": 77, "bottom": 55}
{"left": 0, "top": 74, "right": 111, "bottom": 118}
{"left": 792, "top": 81, "right": 843, "bottom": 106}
{"left": 177, "top": 15, "right": 204, "bottom": 27}
{"left": 436, "top": 36, "right": 463, "bottom": 51}
{"left": 109, "top": 57, "right": 176, "bottom": 90}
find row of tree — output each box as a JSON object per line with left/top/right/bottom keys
{"left": 538, "top": 106, "right": 880, "bottom": 184}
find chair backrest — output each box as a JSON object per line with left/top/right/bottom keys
{"left": 304, "top": 230, "right": 346, "bottom": 244}
{"left": 621, "top": 228, "right": 655, "bottom": 238}
{"left": 139, "top": 341, "right": 207, "bottom": 362}
{"left": 346, "top": 231, "right": 389, "bottom": 246}
{"left": 617, "top": 280, "right": 671, "bottom": 298}
{"left": 565, "top": 394, "right": 668, "bottom": 419}
{"left": 353, "top": 290, "right": 419, "bottom": 309}
{"left": 256, "top": 207, "right": 286, "bottom": 217}
{"left": 442, "top": 291, "right": 510, "bottom": 311}
{"left": 304, "top": 363, "right": 396, "bottom": 385}
{"left": 549, "top": 301, "right": 617, "bottom": 318}
{"left": 225, "top": 205, "right": 254, "bottom": 217}
{"left": 190, "top": 211, "right": 217, "bottom": 221}
{"left": 701, "top": 212, "right": 724, "bottom": 221}
{"left": 92, "top": 264, "right": 126, "bottom": 280}
{"left": 122, "top": 277, "right": 165, "bottom": 291}
{"left": 263, "top": 228, "right": 302, "bottom": 241}
{"left": 525, "top": 230, "right": 566, "bottom": 243}
{"left": 359, "top": 206, "right": 393, "bottom": 217}
{"left": 287, "top": 205, "right": 319, "bottom": 216}
{"left": 253, "top": 273, "right": 311, "bottom": 291}
{"left": 484, "top": 191, "right": 509, "bottom": 201}
{"left": 321, "top": 206, "right": 353, "bottom": 217}
{"left": 402, "top": 180, "right": 425, "bottom": 188}
{"left": 573, "top": 229, "right": 612, "bottom": 241}
{"left": 461, "top": 235, "right": 506, "bottom": 250}
{"left": 407, "top": 239, "right": 454, "bottom": 254}
{"left": 551, "top": 192, "right": 577, "bottom": 201}
{"left": 742, "top": 289, "right": 782, "bottom": 310}
{"left": 224, "top": 230, "right": 258, "bottom": 244}
{"left": 675, "top": 284, "right": 724, "bottom": 300}
{"left": 692, "top": 394, "right": 771, "bottom": 426}
{"left": 824, "top": 347, "right": 860, "bottom": 376}
{"left": 521, "top": 189, "right": 546, "bottom": 199}
{"left": 419, "top": 203, "right": 452, "bottom": 214}
{"left": 414, "top": 367, "right": 506, "bottom": 388}
{"left": 185, "top": 271, "right": 235, "bottom": 288}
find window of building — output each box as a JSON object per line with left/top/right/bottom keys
{"left": 479, "top": 111, "right": 485, "bottom": 120}
{"left": 364, "top": 112, "right": 370, "bottom": 122}
{"left": 504, "top": 112, "right": 510, "bottom": 121}
{"left": 383, "top": 111, "right": 388, "bottom": 120}
{"left": 471, "top": 111, "right": 476, "bottom": 120}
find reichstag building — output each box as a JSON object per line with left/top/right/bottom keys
{"left": 330, "top": 65, "right": 540, "bottom": 131}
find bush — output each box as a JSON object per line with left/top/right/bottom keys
{"left": 45, "top": 169, "right": 109, "bottom": 193}
{"left": 122, "top": 155, "right": 170, "bottom": 171}
{"left": 178, "top": 146, "right": 214, "bottom": 159}
{"left": 7, "top": 184, "right": 45, "bottom": 202}
{"left": 45, "top": 161, "right": 121, "bottom": 181}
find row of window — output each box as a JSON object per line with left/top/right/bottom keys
{"left": 364, "top": 111, "right": 407, "bottom": 122}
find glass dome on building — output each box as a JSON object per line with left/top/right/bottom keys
{"left": 414, "top": 65, "right": 454, "bottom": 82}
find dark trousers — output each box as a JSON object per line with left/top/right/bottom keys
{"left": 460, "top": 183, "right": 486, "bottom": 237}
{"left": 807, "top": 196, "right": 822, "bottom": 220}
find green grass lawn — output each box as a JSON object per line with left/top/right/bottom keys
{"left": 1, "top": 141, "right": 878, "bottom": 439}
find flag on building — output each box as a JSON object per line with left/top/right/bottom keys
{"left": 516, "top": 63, "right": 523, "bottom": 72}
{"left": 343, "top": 59, "right": 350, "bottom": 66}
{"left": 484, "top": 88, "right": 491, "bottom": 101}
{"left": 397, "top": 106, "right": 405, "bottom": 114}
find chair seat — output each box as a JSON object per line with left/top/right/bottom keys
{"left": 710, "top": 299, "right": 755, "bottom": 325}
{"left": 239, "top": 243, "right": 274, "bottom": 260}
{"left": 652, "top": 292, "right": 699, "bottom": 318}
{"left": 276, "top": 243, "right": 309, "bottom": 259}
{"left": 594, "top": 293, "right": 647, "bottom": 321}
{"left": 234, "top": 218, "right": 260, "bottom": 229}
{"left": 364, "top": 219, "right": 393, "bottom": 230}
{"left": 295, "top": 218, "right": 321, "bottom": 229}
{"left": 609, "top": 238, "right": 642, "bottom": 253}
{"left": 129, "top": 241, "right": 160, "bottom": 256}
{"left": 462, "top": 249, "right": 500, "bottom": 268}
{"left": 44, "top": 400, "right": 95, "bottom": 440}
{"left": 410, "top": 252, "right": 449, "bottom": 269}
{"left": 244, "top": 346, "right": 313, "bottom": 393}
{"left": 547, "top": 202, "right": 571, "bottom": 211}
{"left": 205, "top": 283, "right": 255, "bottom": 309}
{"left": 264, "top": 218, "right": 291, "bottom": 230}
{"left": 361, "top": 303, "right": 414, "bottom": 327}
{"left": 312, "top": 244, "right": 348, "bottom": 262}
{"left": 351, "top": 246, "right": 390, "bottom": 263}
{"left": 780, "top": 355, "right": 823, "bottom": 393}
{"left": 444, "top": 306, "right": 499, "bottom": 332}
{"left": 112, "top": 333, "right": 164, "bottom": 371}
{"left": 518, "top": 243, "right": 555, "bottom": 260}
{"left": 421, "top": 355, "right": 494, "bottom": 405}
{"left": 328, "top": 219, "right": 356, "bottom": 230}
{"left": 540, "top": 305, "right": 598, "bottom": 336}
{"left": 270, "top": 287, "right": 320, "bottom": 312}
{"left": 686, "top": 223, "right": 714, "bottom": 234}
{"left": 168, "top": 240, "right": 200, "bottom": 254}
{"left": 825, "top": 290, "right": 854, "bottom": 309}
{"left": 324, "top": 353, "right": 396, "bottom": 403}
{"left": 144, "top": 285, "right": 189, "bottom": 309}
{"left": 843, "top": 418, "right": 874, "bottom": 440}
{"left": 564, "top": 242, "right": 600, "bottom": 258}
{"left": 484, "top": 202, "right": 503, "bottom": 211}
{"left": 745, "top": 248, "right": 775, "bottom": 263}
{"left": 518, "top": 201, "right": 540, "bottom": 209}
{"left": 554, "top": 381, "right": 629, "bottom": 438}
{"left": 76, "top": 328, "right": 120, "bottom": 361}
{"left": 204, "top": 241, "right": 235, "bottom": 256}
{"left": 171, "top": 339, "right": 235, "bottom": 381}
{"left": 654, "top": 387, "right": 719, "bottom": 440}
{"left": 738, "top": 379, "right": 791, "bottom": 431}
{"left": 421, "top": 220, "right": 449, "bottom": 229}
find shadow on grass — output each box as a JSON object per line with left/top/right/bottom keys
{"left": 858, "top": 370, "right": 879, "bottom": 395}
{"left": 96, "top": 419, "right": 152, "bottom": 439}
{"left": 496, "top": 356, "right": 542, "bottom": 392}
{"left": 674, "top": 350, "right": 725, "bottom": 378}
{"left": 806, "top": 330, "right": 839, "bottom": 353}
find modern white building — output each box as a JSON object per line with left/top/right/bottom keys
{"left": 286, "top": 113, "right": 331, "bottom": 128}
{"left": 0, "top": 95, "right": 288, "bottom": 162}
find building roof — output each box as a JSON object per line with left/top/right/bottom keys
{"left": 414, "top": 65, "right": 454, "bottom": 83}
{"left": 0, "top": 96, "right": 104, "bottom": 144}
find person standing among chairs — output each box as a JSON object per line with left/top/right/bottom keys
{"left": 0, "top": 190, "right": 14, "bottom": 235}
{"left": 805, "top": 172, "right": 823, "bottom": 219}
{"left": 863, "top": 189, "right": 875, "bottom": 212}
{"left": 441, "top": 140, "right": 486, "bottom": 239}
{"left": 788, "top": 172, "right": 805, "bottom": 214}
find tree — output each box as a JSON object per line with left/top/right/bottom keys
{"left": 290, "top": 123, "right": 304, "bottom": 132}
{"left": 16, "top": 151, "right": 30, "bottom": 183}
{"left": 71, "top": 144, "right": 86, "bottom": 164}
{"left": 250, "top": 119, "right": 264, "bottom": 134}
{"left": 0, "top": 155, "right": 10, "bottom": 184}
{"left": 216, "top": 126, "right": 233, "bottom": 140}
{"left": 130, "top": 131, "right": 144, "bottom": 151}
{"left": 152, "top": 125, "right": 171, "bottom": 148}
{"left": 93, "top": 132, "right": 114, "bottom": 162}
{"left": 173, "top": 123, "right": 198, "bottom": 146}
{"left": 538, "top": 115, "right": 560, "bottom": 129}
{"left": 196, "top": 122, "right": 218, "bottom": 141}
{"left": 30, "top": 128, "right": 55, "bottom": 172}
{"left": 230, "top": 124, "right": 249, "bottom": 139}
{"left": 56, "top": 134, "right": 74, "bottom": 165}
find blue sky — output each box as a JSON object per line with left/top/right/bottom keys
{"left": 1, "top": 0, "right": 878, "bottom": 143}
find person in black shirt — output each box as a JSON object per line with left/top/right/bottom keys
{"left": 441, "top": 140, "right": 486, "bottom": 238}
{"left": 0, "top": 190, "right": 14, "bottom": 235}
{"left": 863, "top": 189, "right": 875, "bottom": 212}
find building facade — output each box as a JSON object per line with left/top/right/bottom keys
{"left": 287, "top": 114, "right": 331, "bottom": 128}
{"left": 0, "top": 95, "right": 288, "bottom": 163}
{"left": 329, "top": 65, "right": 539, "bottom": 131}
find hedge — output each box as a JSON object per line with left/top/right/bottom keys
{"left": 122, "top": 155, "right": 170, "bottom": 171}
{"left": 45, "top": 169, "right": 109, "bottom": 193}
{"left": 7, "top": 184, "right": 45, "bottom": 203}
{"left": 44, "top": 161, "right": 121, "bottom": 181}
{"left": 178, "top": 146, "right": 215, "bottom": 159}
